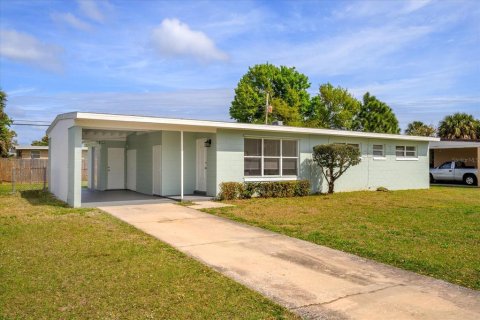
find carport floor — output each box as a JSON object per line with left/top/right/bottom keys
{"left": 99, "top": 203, "right": 480, "bottom": 320}
{"left": 81, "top": 189, "right": 174, "bottom": 207}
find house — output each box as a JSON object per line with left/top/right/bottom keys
{"left": 47, "top": 112, "right": 439, "bottom": 208}
{"left": 14, "top": 145, "right": 49, "bottom": 159}
{"left": 430, "top": 140, "right": 480, "bottom": 171}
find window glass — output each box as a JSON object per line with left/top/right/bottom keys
{"left": 282, "top": 140, "right": 297, "bottom": 157}
{"left": 372, "top": 144, "right": 384, "bottom": 156}
{"left": 244, "top": 158, "right": 261, "bottom": 176}
{"left": 439, "top": 162, "right": 452, "bottom": 169}
{"left": 406, "top": 146, "right": 416, "bottom": 157}
{"left": 282, "top": 158, "right": 297, "bottom": 175}
{"left": 264, "top": 158, "right": 280, "bottom": 175}
{"left": 31, "top": 151, "right": 40, "bottom": 159}
{"left": 348, "top": 143, "right": 360, "bottom": 151}
{"left": 244, "top": 139, "right": 261, "bottom": 156}
{"left": 264, "top": 140, "right": 280, "bottom": 157}
{"left": 395, "top": 146, "right": 405, "bottom": 157}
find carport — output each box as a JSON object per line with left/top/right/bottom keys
{"left": 430, "top": 140, "right": 480, "bottom": 186}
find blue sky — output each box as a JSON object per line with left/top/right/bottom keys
{"left": 1, "top": 0, "right": 479, "bottom": 144}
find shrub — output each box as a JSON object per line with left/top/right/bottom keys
{"left": 219, "top": 180, "right": 310, "bottom": 199}
{"left": 218, "top": 182, "right": 244, "bottom": 200}
{"left": 376, "top": 186, "right": 389, "bottom": 192}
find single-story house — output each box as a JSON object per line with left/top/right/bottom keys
{"left": 47, "top": 112, "right": 439, "bottom": 207}
{"left": 14, "top": 145, "right": 49, "bottom": 159}
{"left": 430, "top": 139, "right": 480, "bottom": 173}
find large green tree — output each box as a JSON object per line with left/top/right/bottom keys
{"left": 31, "top": 135, "right": 49, "bottom": 146}
{"left": 0, "top": 90, "right": 16, "bottom": 157}
{"left": 355, "top": 92, "right": 400, "bottom": 134}
{"left": 404, "top": 121, "right": 436, "bottom": 137}
{"left": 306, "top": 83, "right": 361, "bottom": 130}
{"left": 229, "top": 63, "right": 311, "bottom": 125}
{"left": 438, "top": 113, "right": 478, "bottom": 140}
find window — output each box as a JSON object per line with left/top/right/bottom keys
{"left": 31, "top": 150, "right": 40, "bottom": 159}
{"left": 244, "top": 138, "right": 298, "bottom": 177}
{"left": 396, "top": 145, "right": 417, "bottom": 158}
{"left": 372, "top": 144, "right": 384, "bottom": 157}
{"left": 439, "top": 162, "right": 452, "bottom": 169}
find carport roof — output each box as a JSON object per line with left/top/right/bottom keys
{"left": 48, "top": 111, "right": 439, "bottom": 142}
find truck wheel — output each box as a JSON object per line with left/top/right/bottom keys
{"left": 429, "top": 174, "right": 435, "bottom": 183}
{"left": 463, "top": 174, "right": 477, "bottom": 186}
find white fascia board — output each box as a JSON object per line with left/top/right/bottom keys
{"left": 48, "top": 112, "right": 440, "bottom": 142}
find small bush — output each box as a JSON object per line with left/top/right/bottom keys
{"left": 376, "top": 186, "right": 390, "bottom": 192}
{"left": 219, "top": 180, "right": 310, "bottom": 200}
{"left": 218, "top": 182, "right": 244, "bottom": 200}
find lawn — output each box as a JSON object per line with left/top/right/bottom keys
{"left": 0, "top": 190, "right": 297, "bottom": 319}
{"left": 206, "top": 186, "right": 480, "bottom": 290}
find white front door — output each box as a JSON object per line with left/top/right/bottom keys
{"left": 107, "top": 148, "right": 125, "bottom": 189}
{"left": 196, "top": 139, "right": 207, "bottom": 192}
{"left": 126, "top": 149, "right": 137, "bottom": 191}
{"left": 152, "top": 145, "right": 162, "bottom": 195}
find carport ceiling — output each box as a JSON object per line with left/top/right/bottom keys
{"left": 82, "top": 129, "right": 135, "bottom": 141}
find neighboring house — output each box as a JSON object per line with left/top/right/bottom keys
{"left": 14, "top": 145, "right": 49, "bottom": 159}
{"left": 47, "top": 112, "right": 439, "bottom": 207}
{"left": 430, "top": 140, "right": 480, "bottom": 170}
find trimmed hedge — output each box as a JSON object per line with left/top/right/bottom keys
{"left": 218, "top": 180, "right": 310, "bottom": 200}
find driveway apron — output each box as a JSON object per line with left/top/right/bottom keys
{"left": 99, "top": 203, "right": 480, "bottom": 320}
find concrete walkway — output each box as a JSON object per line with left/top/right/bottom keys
{"left": 99, "top": 203, "right": 480, "bottom": 320}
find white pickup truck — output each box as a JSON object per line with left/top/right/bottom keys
{"left": 430, "top": 161, "right": 478, "bottom": 186}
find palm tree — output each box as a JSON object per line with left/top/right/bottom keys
{"left": 405, "top": 121, "right": 436, "bottom": 137}
{"left": 438, "top": 113, "right": 479, "bottom": 140}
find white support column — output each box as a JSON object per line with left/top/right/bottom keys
{"left": 180, "top": 130, "right": 184, "bottom": 200}
{"left": 67, "top": 126, "right": 82, "bottom": 208}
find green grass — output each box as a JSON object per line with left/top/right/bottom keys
{"left": 0, "top": 191, "right": 297, "bottom": 319}
{"left": 206, "top": 186, "right": 480, "bottom": 290}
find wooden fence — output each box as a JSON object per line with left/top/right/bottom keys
{"left": 0, "top": 158, "right": 88, "bottom": 184}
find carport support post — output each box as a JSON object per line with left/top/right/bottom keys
{"left": 180, "top": 130, "right": 184, "bottom": 200}
{"left": 477, "top": 147, "right": 480, "bottom": 187}
{"left": 67, "top": 126, "right": 82, "bottom": 208}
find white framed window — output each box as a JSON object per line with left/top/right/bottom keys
{"left": 395, "top": 145, "right": 417, "bottom": 159}
{"left": 30, "top": 150, "right": 40, "bottom": 159}
{"left": 244, "top": 138, "right": 298, "bottom": 177}
{"left": 372, "top": 144, "right": 385, "bottom": 157}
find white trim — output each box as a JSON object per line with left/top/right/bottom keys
{"left": 396, "top": 157, "right": 419, "bottom": 161}
{"left": 373, "top": 156, "right": 387, "bottom": 161}
{"left": 244, "top": 176, "right": 298, "bottom": 182}
{"left": 48, "top": 112, "right": 439, "bottom": 142}
{"left": 180, "top": 131, "right": 184, "bottom": 200}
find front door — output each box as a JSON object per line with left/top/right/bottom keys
{"left": 196, "top": 139, "right": 207, "bottom": 192}
{"left": 107, "top": 148, "right": 125, "bottom": 189}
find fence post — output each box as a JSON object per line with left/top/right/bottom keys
{"left": 12, "top": 167, "right": 16, "bottom": 193}
{"left": 43, "top": 167, "right": 47, "bottom": 191}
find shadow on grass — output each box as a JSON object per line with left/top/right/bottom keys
{"left": 20, "top": 190, "right": 69, "bottom": 207}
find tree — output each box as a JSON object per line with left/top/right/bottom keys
{"left": 31, "top": 135, "right": 49, "bottom": 146}
{"left": 0, "top": 90, "right": 16, "bottom": 157}
{"left": 306, "top": 83, "right": 361, "bottom": 130}
{"left": 438, "top": 113, "right": 479, "bottom": 140}
{"left": 312, "top": 144, "right": 361, "bottom": 194}
{"left": 354, "top": 92, "right": 400, "bottom": 134}
{"left": 404, "top": 121, "right": 436, "bottom": 137}
{"left": 229, "top": 63, "right": 311, "bottom": 125}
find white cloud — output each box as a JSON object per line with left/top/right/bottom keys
{"left": 0, "top": 29, "right": 63, "bottom": 72}
{"left": 51, "top": 12, "right": 92, "bottom": 31}
{"left": 402, "top": 0, "right": 432, "bottom": 14}
{"left": 151, "top": 18, "right": 228, "bottom": 62}
{"left": 78, "top": 0, "right": 105, "bottom": 23}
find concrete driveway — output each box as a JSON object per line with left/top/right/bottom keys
{"left": 99, "top": 203, "right": 480, "bottom": 320}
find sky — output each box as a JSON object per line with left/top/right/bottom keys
{"left": 0, "top": 0, "right": 479, "bottom": 144}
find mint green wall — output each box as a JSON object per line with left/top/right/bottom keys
{"left": 126, "top": 132, "right": 162, "bottom": 194}
{"left": 215, "top": 129, "right": 430, "bottom": 195}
